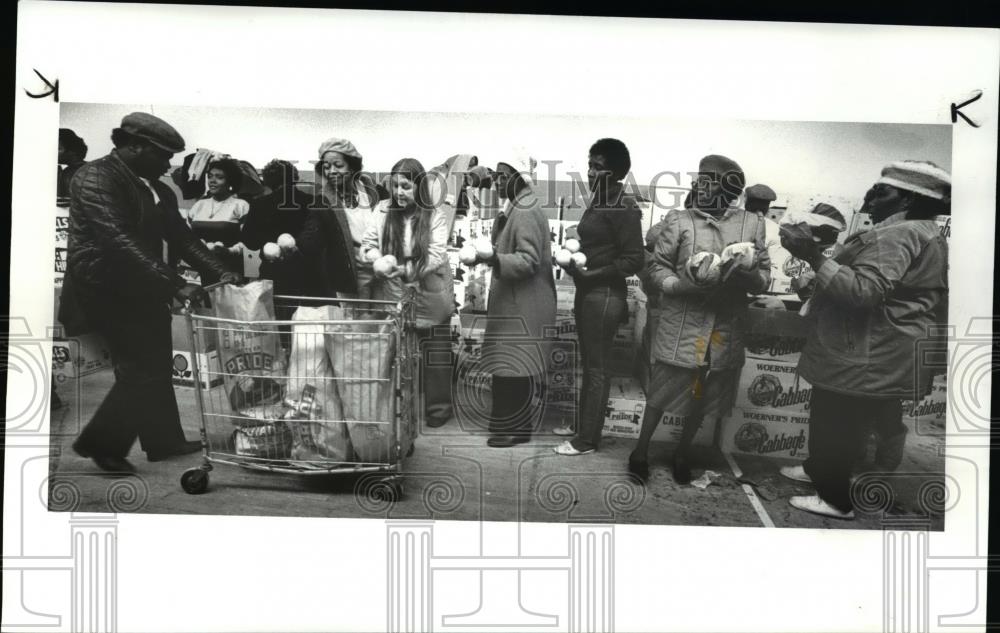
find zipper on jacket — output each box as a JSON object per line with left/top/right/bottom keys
{"left": 844, "top": 317, "right": 855, "bottom": 351}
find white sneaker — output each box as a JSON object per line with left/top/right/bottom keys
{"left": 552, "top": 425, "right": 575, "bottom": 437}
{"left": 780, "top": 465, "right": 812, "bottom": 484}
{"left": 789, "top": 495, "right": 855, "bottom": 520}
{"left": 553, "top": 440, "right": 595, "bottom": 456}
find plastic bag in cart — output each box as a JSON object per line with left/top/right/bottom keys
{"left": 209, "top": 280, "right": 287, "bottom": 412}
{"left": 286, "top": 306, "right": 352, "bottom": 463}
{"left": 233, "top": 422, "right": 293, "bottom": 459}
{"left": 325, "top": 310, "right": 399, "bottom": 464}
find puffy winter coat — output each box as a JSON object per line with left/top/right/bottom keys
{"left": 796, "top": 214, "right": 948, "bottom": 399}
{"left": 645, "top": 206, "right": 771, "bottom": 370}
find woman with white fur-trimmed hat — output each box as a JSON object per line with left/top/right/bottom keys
{"left": 475, "top": 149, "right": 557, "bottom": 447}
{"left": 780, "top": 160, "right": 951, "bottom": 521}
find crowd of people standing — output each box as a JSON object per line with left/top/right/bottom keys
{"left": 57, "top": 112, "right": 949, "bottom": 521}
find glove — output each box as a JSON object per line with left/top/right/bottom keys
{"left": 662, "top": 274, "right": 710, "bottom": 295}
{"left": 722, "top": 261, "right": 761, "bottom": 286}
{"left": 175, "top": 283, "right": 208, "bottom": 308}
{"left": 219, "top": 271, "right": 245, "bottom": 286}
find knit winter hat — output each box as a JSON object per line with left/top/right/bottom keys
{"left": 877, "top": 160, "right": 951, "bottom": 201}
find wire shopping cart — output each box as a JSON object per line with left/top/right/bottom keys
{"left": 179, "top": 283, "right": 418, "bottom": 499}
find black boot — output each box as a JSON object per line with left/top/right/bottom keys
{"left": 671, "top": 449, "right": 692, "bottom": 484}
{"left": 628, "top": 450, "right": 650, "bottom": 483}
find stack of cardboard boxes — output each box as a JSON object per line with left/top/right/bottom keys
{"left": 52, "top": 204, "right": 113, "bottom": 381}
{"left": 601, "top": 376, "right": 716, "bottom": 446}
{"left": 717, "top": 307, "right": 812, "bottom": 460}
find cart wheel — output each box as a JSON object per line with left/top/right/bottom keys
{"left": 181, "top": 468, "right": 209, "bottom": 495}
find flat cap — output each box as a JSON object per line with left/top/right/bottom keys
{"left": 877, "top": 160, "right": 951, "bottom": 201}
{"left": 120, "top": 112, "right": 185, "bottom": 154}
{"left": 745, "top": 183, "right": 777, "bottom": 202}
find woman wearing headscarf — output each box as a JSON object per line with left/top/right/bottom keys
{"left": 553, "top": 138, "right": 645, "bottom": 457}
{"left": 780, "top": 160, "right": 950, "bottom": 520}
{"left": 475, "top": 152, "right": 557, "bottom": 447}
{"left": 362, "top": 158, "right": 456, "bottom": 427}
{"left": 297, "top": 137, "right": 378, "bottom": 298}
{"left": 633, "top": 155, "right": 771, "bottom": 483}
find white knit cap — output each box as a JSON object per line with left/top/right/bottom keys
{"left": 877, "top": 160, "right": 951, "bottom": 201}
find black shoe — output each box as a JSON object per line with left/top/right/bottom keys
{"left": 487, "top": 435, "right": 530, "bottom": 448}
{"left": 672, "top": 451, "right": 692, "bottom": 485}
{"left": 147, "top": 440, "right": 203, "bottom": 462}
{"left": 628, "top": 451, "right": 650, "bottom": 483}
{"left": 93, "top": 455, "right": 137, "bottom": 473}
{"left": 73, "top": 443, "right": 136, "bottom": 473}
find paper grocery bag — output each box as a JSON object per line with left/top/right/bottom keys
{"left": 286, "top": 306, "right": 352, "bottom": 463}
{"left": 209, "top": 280, "right": 286, "bottom": 413}
{"left": 325, "top": 316, "right": 397, "bottom": 464}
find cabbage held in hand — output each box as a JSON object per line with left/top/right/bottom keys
{"left": 720, "top": 241, "right": 756, "bottom": 270}
{"left": 778, "top": 209, "right": 845, "bottom": 244}
{"left": 687, "top": 251, "right": 722, "bottom": 285}
{"left": 373, "top": 254, "right": 399, "bottom": 277}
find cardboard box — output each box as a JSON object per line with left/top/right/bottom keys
{"left": 745, "top": 306, "right": 810, "bottom": 339}
{"left": 171, "top": 349, "right": 224, "bottom": 389}
{"left": 52, "top": 333, "right": 112, "bottom": 379}
{"left": 902, "top": 375, "right": 947, "bottom": 431}
{"left": 551, "top": 314, "right": 578, "bottom": 340}
{"left": 625, "top": 276, "right": 647, "bottom": 303}
{"left": 55, "top": 205, "right": 69, "bottom": 285}
{"left": 171, "top": 310, "right": 218, "bottom": 353}
{"left": 735, "top": 358, "right": 812, "bottom": 415}
{"left": 602, "top": 377, "right": 714, "bottom": 445}
{"left": 467, "top": 219, "right": 495, "bottom": 242}
{"left": 744, "top": 334, "right": 806, "bottom": 365}
{"left": 719, "top": 406, "right": 810, "bottom": 460}
{"left": 555, "top": 281, "right": 576, "bottom": 312}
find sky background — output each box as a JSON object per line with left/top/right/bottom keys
{"left": 61, "top": 103, "right": 952, "bottom": 211}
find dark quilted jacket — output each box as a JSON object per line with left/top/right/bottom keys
{"left": 59, "top": 152, "right": 229, "bottom": 332}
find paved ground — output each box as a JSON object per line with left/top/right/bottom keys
{"left": 48, "top": 369, "right": 946, "bottom": 531}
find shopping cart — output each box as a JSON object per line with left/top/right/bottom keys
{"left": 179, "top": 283, "right": 418, "bottom": 499}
